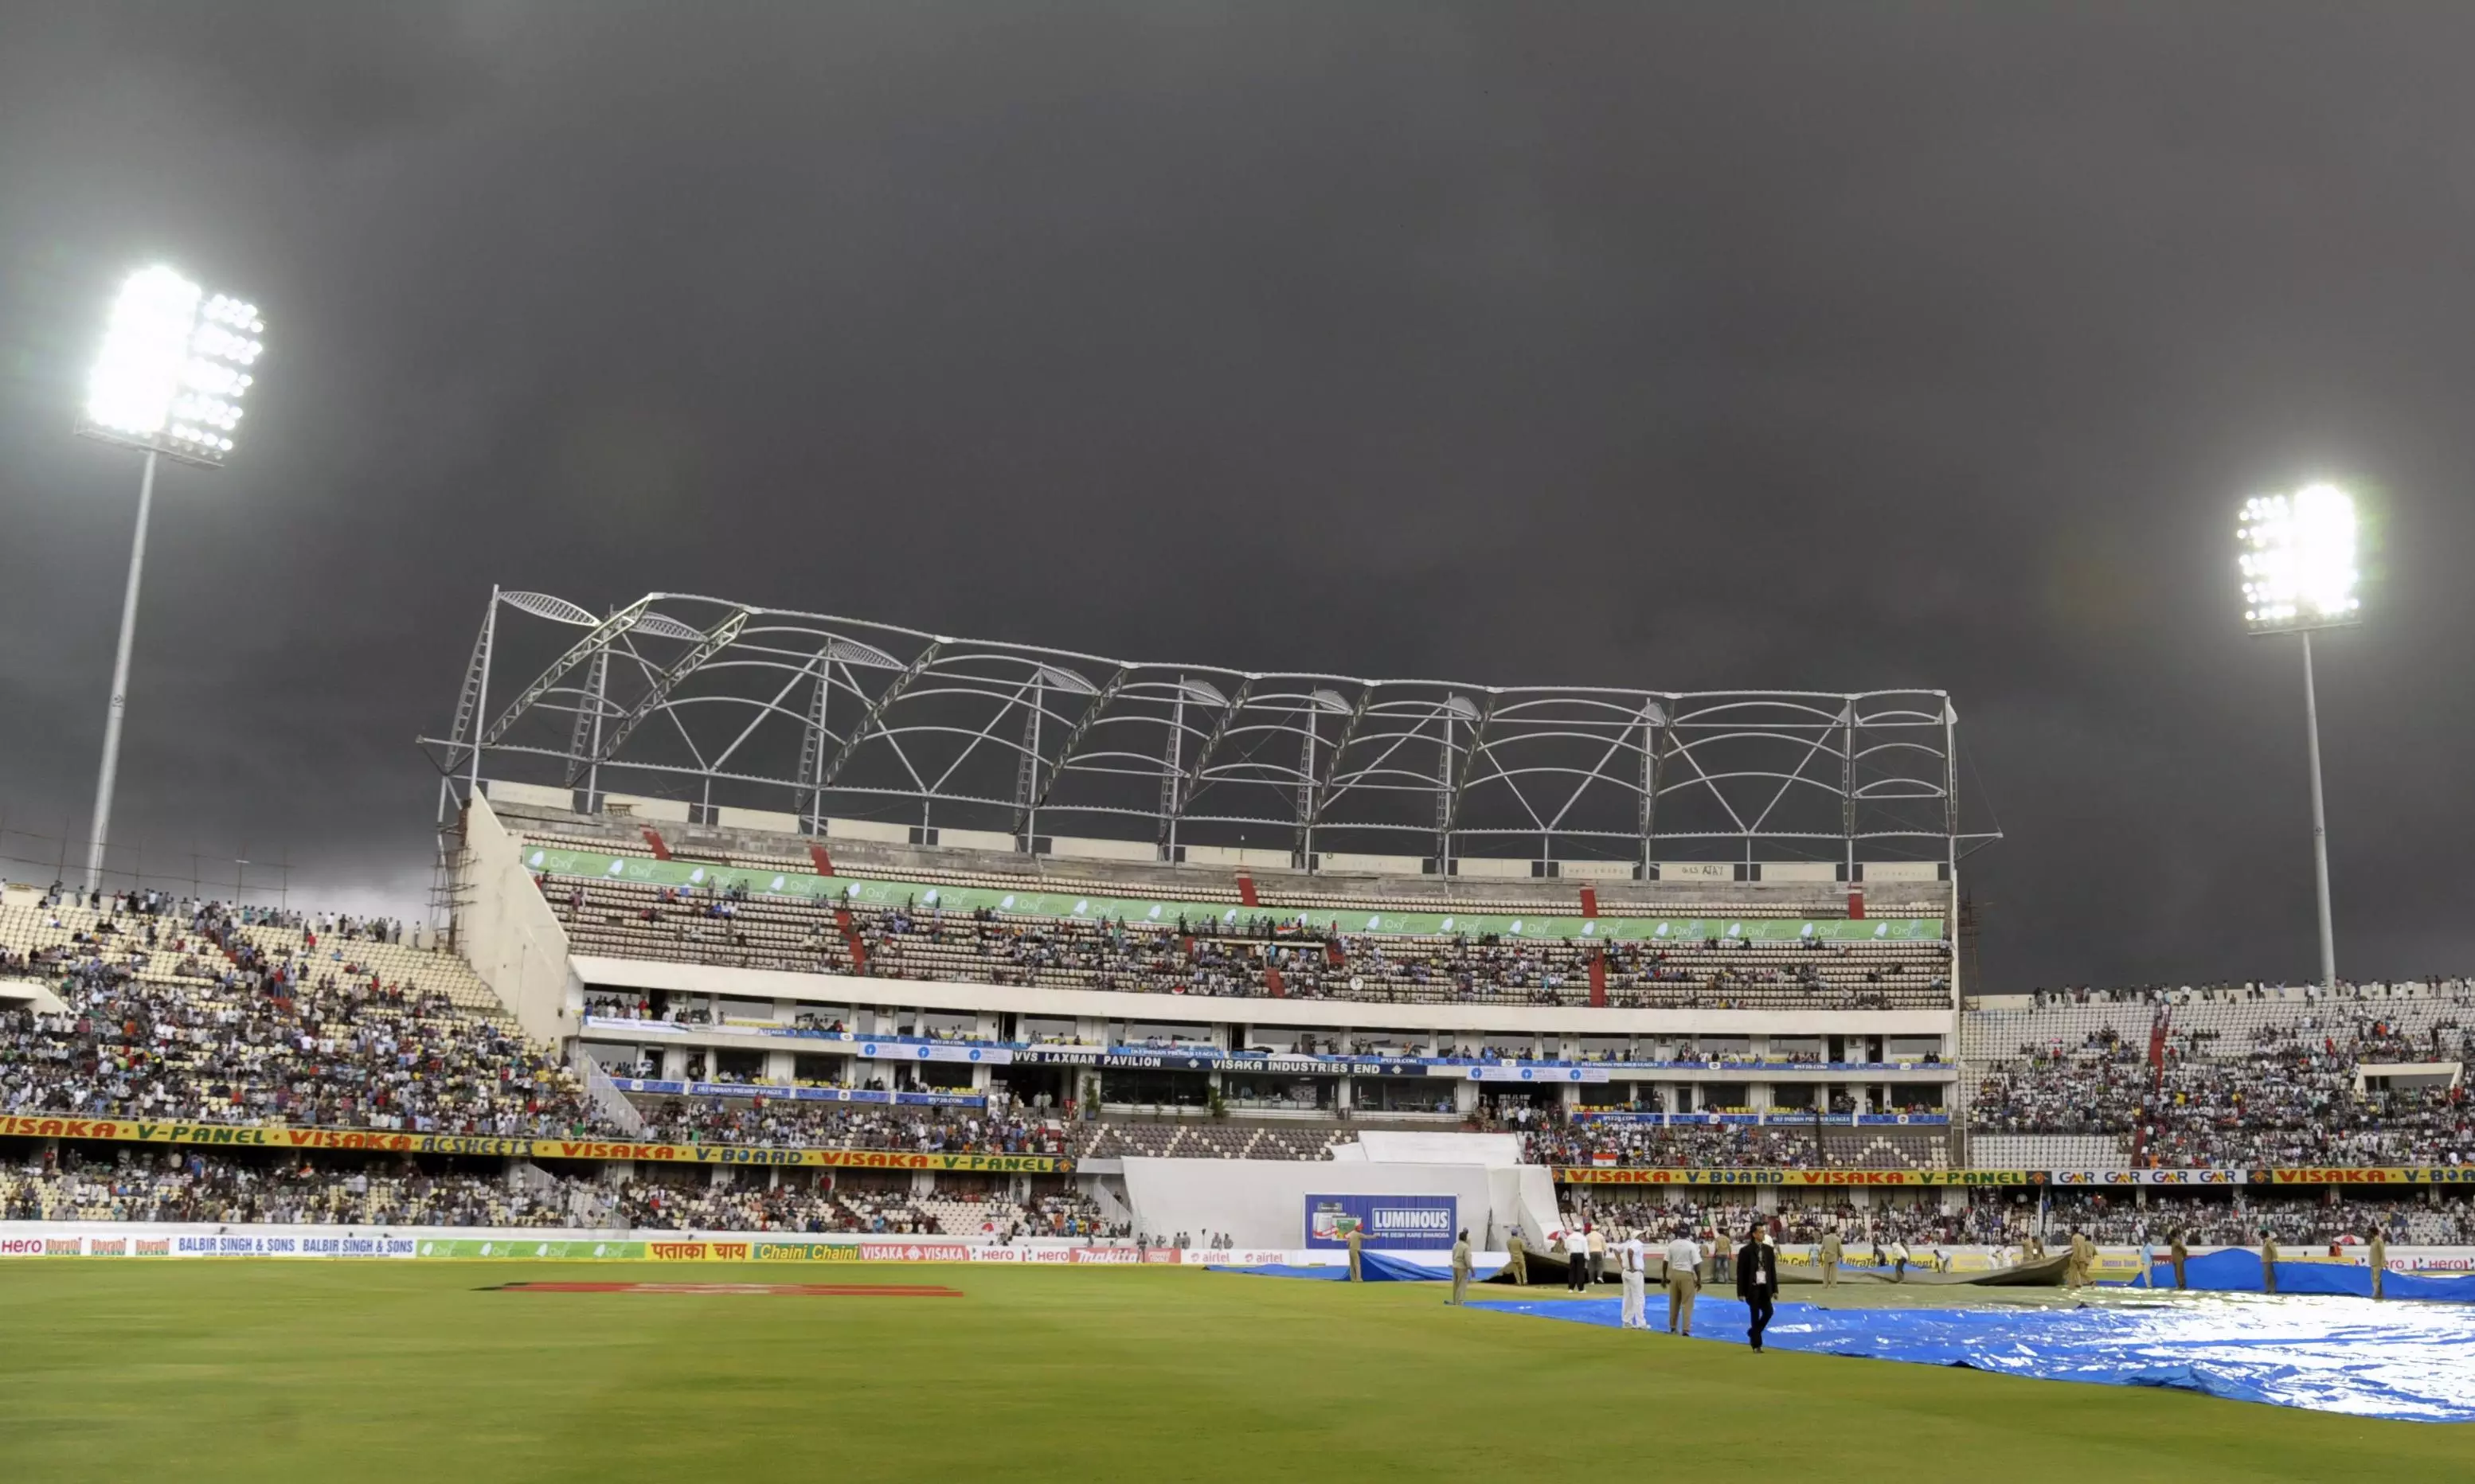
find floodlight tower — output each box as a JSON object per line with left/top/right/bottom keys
{"left": 75, "top": 265, "right": 267, "bottom": 892}
{"left": 2238, "top": 482, "right": 2362, "bottom": 994}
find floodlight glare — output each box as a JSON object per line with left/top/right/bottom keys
{"left": 75, "top": 260, "right": 273, "bottom": 894}
{"left": 2238, "top": 482, "right": 2360, "bottom": 634}
{"left": 2235, "top": 479, "right": 2368, "bottom": 997}
{"left": 79, "top": 264, "right": 265, "bottom": 467}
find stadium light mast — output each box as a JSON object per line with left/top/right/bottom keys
{"left": 75, "top": 265, "right": 267, "bottom": 893}
{"left": 2238, "top": 482, "right": 2362, "bottom": 994}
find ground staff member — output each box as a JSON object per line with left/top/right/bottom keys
{"left": 1818, "top": 1227, "right": 1841, "bottom": 1287}
{"left": 1664, "top": 1227, "right": 1701, "bottom": 1336}
{"left": 1587, "top": 1224, "right": 1606, "bottom": 1286}
{"left": 1737, "top": 1224, "right": 1779, "bottom": 1353}
{"left": 1617, "top": 1230, "right": 1648, "bottom": 1330}
{"left": 2066, "top": 1230, "right": 2094, "bottom": 1290}
{"left": 2169, "top": 1232, "right": 2188, "bottom": 1291}
{"left": 2369, "top": 1229, "right": 2387, "bottom": 1301}
{"left": 2261, "top": 1232, "right": 2280, "bottom": 1295}
{"left": 1505, "top": 1230, "right": 1527, "bottom": 1285}
{"left": 1449, "top": 1230, "right": 1472, "bottom": 1306}
{"left": 1347, "top": 1225, "right": 1363, "bottom": 1282}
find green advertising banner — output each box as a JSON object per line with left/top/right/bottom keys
{"left": 524, "top": 846, "right": 1941, "bottom": 944}
{"left": 414, "top": 1239, "right": 648, "bottom": 1259}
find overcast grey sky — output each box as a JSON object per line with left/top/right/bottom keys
{"left": 2, "top": 4, "right": 2471, "bottom": 989}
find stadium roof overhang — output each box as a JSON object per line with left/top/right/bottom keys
{"left": 422, "top": 589, "right": 1995, "bottom": 870}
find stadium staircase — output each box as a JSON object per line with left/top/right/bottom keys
{"left": 833, "top": 908, "right": 868, "bottom": 974}
{"left": 2129, "top": 1006, "right": 2171, "bottom": 1166}
{"left": 573, "top": 1052, "right": 650, "bottom": 1135}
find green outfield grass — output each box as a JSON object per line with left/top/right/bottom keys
{"left": 0, "top": 1263, "right": 2465, "bottom": 1482}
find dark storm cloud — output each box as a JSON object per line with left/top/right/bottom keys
{"left": 2, "top": 3, "right": 2471, "bottom": 985}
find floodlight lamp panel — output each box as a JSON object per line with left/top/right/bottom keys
{"left": 77, "top": 264, "right": 264, "bottom": 467}
{"left": 2238, "top": 482, "right": 2363, "bottom": 635}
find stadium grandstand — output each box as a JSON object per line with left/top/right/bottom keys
{"left": 2, "top": 593, "right": 2466, "bottom": 1265}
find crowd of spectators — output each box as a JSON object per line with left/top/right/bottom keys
{"left": 1970, "top": 1010, "right": 2475, "bottom": 1167}
{"left": 1017, "top": 1189, "right": 1119, "bottom": 1238}
{"left": 2020, "top": 978, "right": 2475, "bottom": 1009}
{"left": 1525, "top": 1122, "right": 1829, "bottom": 1170}
{"left": 544, "top": 875, "right": 1954, "bottom": 1012}
{"left": 921, "top": 1187, "right": 1126, "bottom": 1239}
{"left": 0, "top": 1148, "right": 567, "bottom": 1227}
{"left": 18, "top": 881, "right": 2475, "bottom": 1188}
{"left": 1562, "top": 1198, "right": 1988, "bottom": 1257}
{"left": 2, "top": 898, "right": 596, "bottom": 1137}
{"left": 0, "top": 1146, "right": 1107, "bottom": 1238}
{"left": 1511, "top": 1105, "right": 1949, "bottom": 1170}
{"left": 610, "top": 1177, "right": 896, "bottom": 1233}
{"left": 2042, "top": 1191, "right": 2475, "bottom": 1248}
{"left": 632, "top": 1099, "right": 1069, "bottom": 1154}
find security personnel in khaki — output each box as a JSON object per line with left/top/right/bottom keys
{"left": 2065, "top": 1230, "right": 2093, "bottom": 1289}
{"left": 1449, "top": 1229, "right": 1473, "bottom": 1306}
{"left": 1505, "top": 1229, "right": 1527, "bottom": 1285}
{"left": 1818, "top": 1227, "right": 1843, "bottom": 1288}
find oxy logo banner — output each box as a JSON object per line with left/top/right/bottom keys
{"left": 1304, "top": 1194, "right": 1457, "bottom": 1250}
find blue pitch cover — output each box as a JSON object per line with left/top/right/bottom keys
{"left": 1467, "top": 1289, "right": 2475, "bottom": 1422}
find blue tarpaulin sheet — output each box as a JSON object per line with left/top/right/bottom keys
{"left": 1468, "top": 1292, "right": 2475, "bottom": 1421}
{"left": 2145, "top": 1249, "right": 2475, "bottom": 1301}
{"left": 1211, "top": 1252, "right": 1501, "bottom": 1283}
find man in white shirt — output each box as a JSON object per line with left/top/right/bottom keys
{"left": 1664, "top": 1227, "right": 1703, "bottom": 1336}
{"left": 1564, "top": 1228, "right": 1592, "bottom": 1291}
{"left": 1617, "top": 1229, "right": 1649, "bottom": 1329}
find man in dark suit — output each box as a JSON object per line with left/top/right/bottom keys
{"left": 1737, "top": 1223, "right": 1780, "bottom": 1353}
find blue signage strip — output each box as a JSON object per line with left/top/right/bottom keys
{"left": 605, "top": 1078, "right": 984, "bottom": 1109}
{"left": 1304, "top": 1194, "right": 1458, "bottom": 1251}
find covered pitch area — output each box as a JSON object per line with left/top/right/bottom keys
{"left": 1, "top": 1261, "right": 2465, "bottom": 1482}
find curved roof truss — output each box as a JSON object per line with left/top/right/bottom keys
{"left": 424, "top": 590, "right": 1980, "bottom": 869}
